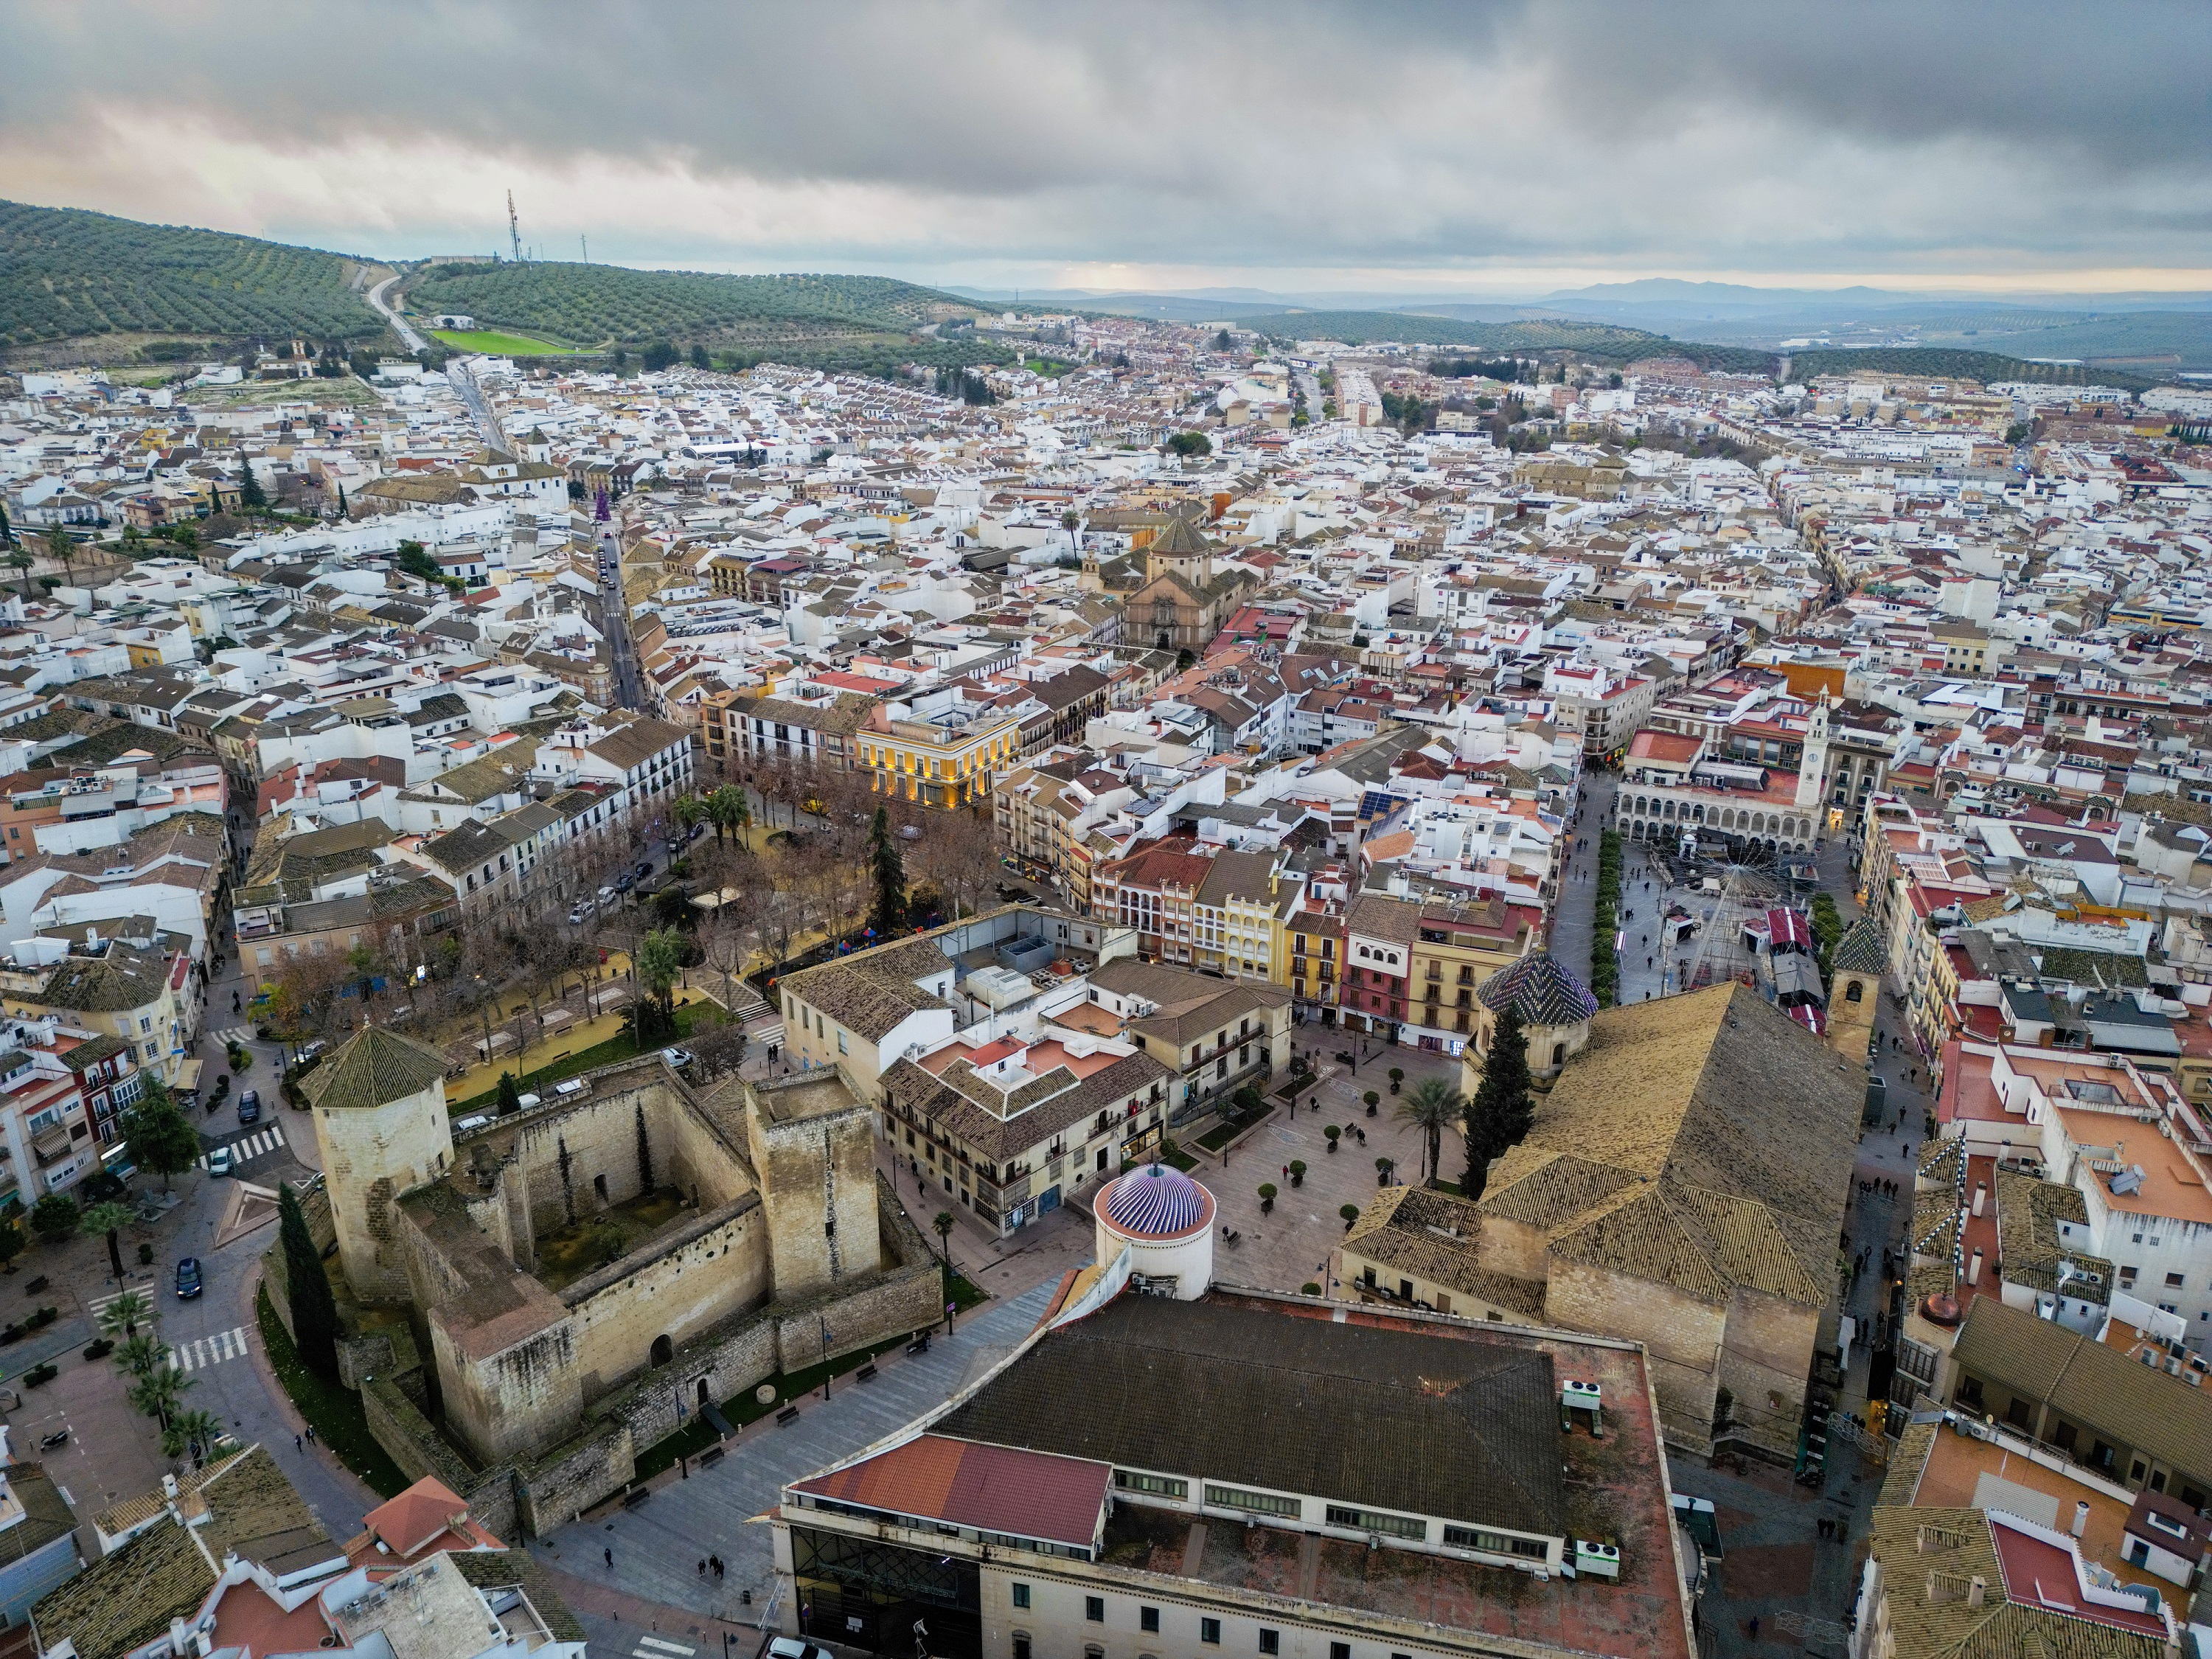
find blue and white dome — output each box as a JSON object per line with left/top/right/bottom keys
{"left": 1105, "top": 1165, "right": 1209, "bottom": 1237}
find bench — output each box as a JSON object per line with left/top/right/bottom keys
{"left": 622, "top": 1486, "right": 651, "bottom": 1509}
{"left": 698, "top": 1446, "right": 726, "bottom": 1468}
{"left": 775, "top": 1405, "right": 801, "bottom": 1427}
{"left": 855, "top": 1363, "right": 877, "bottom": 1383}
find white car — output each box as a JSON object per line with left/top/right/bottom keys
{"left": 206, "top": 1146, "right": 234, "bottom": 1178}
{"left": 766, "top": 1641, "right": 831, "bottom": 1659}
{"left": 660, "top": 1046, "right": 694, "bottom": 1071}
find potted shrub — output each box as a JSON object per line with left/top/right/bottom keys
{"left": 1363, "top": 1089, "right": 1380, "bottom": 1117}
{"left": 1388, "top": 1066, "right": 1405, "bottom": 1095}
{"left": 1340, "top": 1203, "right": 1360, "bottom": 1231}
{"left": 1376, "top": 1156, "right": 1394, "bottom": 1186}
{"left": 1301, "top": 1281, "right": 1322, "bottom": 1296}
{"left": 1324, "top": 1125, "right": 1341, "bottom": 1153}
{"left": 1257, "top": 1182, "right": 1277, "bottom": 1214}
{"left": 1288, "top": 1160, "right": 1307, "bottom": 1188}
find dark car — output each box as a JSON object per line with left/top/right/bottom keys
{"left": 237, "top": 1091, "right": 261, "bottom": 1125}
{"left": 175, "top": 1257, "right": 203, "bottom": 1299}
{"left": 614, "top": 870, "right": 636, "bottom": 893}
{"left": 633, "top": 860, "right": 653, "bottom": 880}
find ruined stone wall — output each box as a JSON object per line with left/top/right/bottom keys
{"left": 515, "top": 1421, "right": 633, "bottom": 1537}
{"left": 316, "top": 1087, "right": 453, "bottom": 1303}
{"left": 361, "top": 1373, "right": 520, "bottom": 1541}
{"left": 498, "top": 1077, "right": 750, "bottom": 1237}
{"left": 597, "top": 1302, "right": 781, "bottom": 1455}
{"left": 562, "top": 1196, "right": 769, "bottom": 1402}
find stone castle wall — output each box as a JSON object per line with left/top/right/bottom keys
{"left": 562, "top": 1194, "right": 769, "bottom": 1402}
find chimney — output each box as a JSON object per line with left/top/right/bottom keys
{"left": 2072, "top": 1500, "right": 2090, "bottom": 1538}
{"left": 161, "top": 1473, "right": 178, "bottom": 1499}
{"left": 1972, "top": 1182, "right": 1987, "bottom": 1217}
{"left": 1968, "top": 1576, "right": 1986, "bottom": 1609}
{"left": 1967, "top": 1248, "right": 1984, "bottom": 1285}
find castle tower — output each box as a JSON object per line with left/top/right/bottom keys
{"left": 1825, "top": 914, "right": 1888, "bottom": 1062}
{"left": 1795, "top": 693, "right": 1832, "bottom": 813}
{"left": 304, "top": 1029, "right": 456, "bottom": 1303}
{"left": 743, "top": 1068, "right": 880, "bottom": 1302}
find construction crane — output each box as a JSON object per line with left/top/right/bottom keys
{"left": 507, "top": 190, "right": 522, "bottom": 263}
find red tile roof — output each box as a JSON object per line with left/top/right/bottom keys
{"left": 796, "top": 1434, "right": 1110, "bottom": 1549}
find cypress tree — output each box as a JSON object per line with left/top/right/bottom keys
{"left": 1461, "top": 1004, "right": 1534, "bottom": 1199}
{"left": 279, "top": 1182, "right": 341, "bottom": 1377}
{"left": 239, "top": 462, "right": 268, "bottom": 513}
{"left": 496, "top": 1071, "right": 523, "bottom": 1116}
{"left": 868, "top": 807, "right": 906, "bottom": 937}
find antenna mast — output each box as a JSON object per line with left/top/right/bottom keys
{"left": 507, "top": 190, "right": 522, "bottom": 262}
{"left": 581, "top": 233, "right": 589, "bottom": 263}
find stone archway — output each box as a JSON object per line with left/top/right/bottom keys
{"left": 650, "top": 1334, "right": 673, "bottom": 1368}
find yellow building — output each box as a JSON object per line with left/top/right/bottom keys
{"left": 860, "top": 712, "right": 1023, "bottom": 812}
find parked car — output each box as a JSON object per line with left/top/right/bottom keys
{"left": 568, "top": 900, "right": 596, "bottom": 925}
{"left": 597, "top": 884, "right": 616, "bottom": 905}
{"left": 659, "top": 1046, "right": 694, "bottom": 1071}
{"left": 174, "top": 1257, "right": 202, "bottom": 1299}
{"left": 766, "top": 1641, "right": 832, "bottom": 1659}
{"left": 206, "top": 1147, "right": 233, "bottom": 1178}
{"left": 613, "top": 871, "right": 636, "bottom": 893}
{"left": 633, "top": 860, "right": 654, "bottom": 880}
{"left": 237, "top": 1091, "right": 261, "bottom": 1125}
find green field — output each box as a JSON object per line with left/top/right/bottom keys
{"left": 431, "top": 328, "right": 582, "bottom": 355}
{"left": 1233, "top": 307, "right": 1777, "bottom": 372}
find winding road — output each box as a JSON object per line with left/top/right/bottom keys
{"left": 365, "top": 272, "right": 428, "bottom": 353}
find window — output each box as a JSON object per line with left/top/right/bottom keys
{"left": 1330, "top": 1646, "right": 1350, "bottom": 1659}
{"left": 1115, "top": 1470, "right": 1187, "bottom": 1499}
{"left": 1326, "top": 1505, "right": 1425, "bottom": 1540}
{"left": 1141, "top": 1608, "right": 1160, "bottom": 1634}
{"left": 1205, "top": 1484, "right": 1299, "bottom": 1517}
{"left": 1085, "top": 1597, "right": 1105, "bottom": 1624}
{"left": 1200, "top": 1620, "right": 1222, "bottom": 1646}
{"left": 836, "top": 1032, "right": 847, "bottom": 1055}
{"left": 1442, "top": 1525, "right": 1546, "bottom": 1558}
{"left": 1258, "top": 1632, "right": 1279, "bottom": 1655}
{"left": 1012, "top": 1641, "right": 1032, "bottom": 1659}
{"left": 1011, "top": 1584, "right": 1031, "bottom": 1610}
{"left": 2168, "top": 1273, "right": 2186, "bottom": 1289}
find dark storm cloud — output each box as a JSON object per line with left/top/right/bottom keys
{"left": 1, "top": 0, "right": 2204, "bottom": 281}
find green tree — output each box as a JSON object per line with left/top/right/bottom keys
{"left": 113, "top": 1332, "right": 167, "bottom": 1377}
{"left": 704, "top": 785, "right": 749, "bottom": 846}
{"left": 29, "top": 1192, "right": 77, "bottom": 1244}
{"left": 1395, "top": 1076, "right": 1463, "bottom": 1186}
{"left": 1461, "top": 1005, "right": 1533, "bottom": 1199}
{"left": 1214, "top": 329, "right": 1233, "bottom": 351}
{"left": 279, "top": 1180, "right": 341, "bottom": 1377}
{"left": 633, "top": 928, "right": 686, "bottom": 1043}
{"left": 5, "top": 549, "right": 32, "bottom": 600}
{"left": 128, "top": 1363, "right": 193, "bottom": 1430}
{"left": 122, "top": 1078, "right": 204, "bottom": 1195}
{"left": 1166, "top": 430, "right": 1211, "bottom": 458}
{"left": 80, "top": 1200, "right": 136, "bottom": 1282}
{"left": 932, "top": 1210, "right": 955, "bottom": 1265}
{"left": 495, "top": 1071, "right": 524, "bottom": 1116}
{"left": 868, "top": 807, "right": 907, "bottom": 937}
{"left": 43, "top": 525, "right": 73, "bottom": 582}
{"left": 238, "top": 462, "right": 268, "bottom": 513}
{"left": 97, "top": 1290, "right": 150, "bottom": 1339}
{"left": 0, "top": 504, "right": 11, "bottom": 546}
{"left": 689, "top": 344, "right": 709, "bottom": 369}
{"left": 163, "top": 1406, "right": 224, "bottom": 1467}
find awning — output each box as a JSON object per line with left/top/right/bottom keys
{"left": 174, "top": 1057, "right": 204, "bottom": 1093}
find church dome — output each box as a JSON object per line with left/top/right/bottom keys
{"left": 1478, "top": 949, "right": 1599, "bottom": 1026}
{"left": 1105, "top": 1165, "right": 1209, "bottom": 1237}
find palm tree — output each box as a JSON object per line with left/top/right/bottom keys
{"left": 931, "top": 1210, "right": 955, "bottom": 1265}
{"left": 4, "top": 550, "right": 31, "bottom": 600}
{"left": 113, "top": 1332, "right": 167, "bottom": 1377}
{"left": 162, "top": 1407, "right": 224, "bottom": 1467}
{"left": 672, "top": 793, "right": 704, "bottom": 843}
{"left": 97, "top": 1290, "right": 150, "bottom": 1340}
{"left": 1395, "top": 1076, "right": 1463, "bottom": 1186}
{"left": 81, "top": 1200, "right": 137, "bottom": 1282}
{"left": 128, "top": 1364, "right": 194, "bottom": 1430}
{"left": 705, "top": 785, "right": 749, "bottom": 847}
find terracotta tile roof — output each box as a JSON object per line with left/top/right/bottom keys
{"left": 797, "top": 1434, "right": 1110, "bottom": 1549}
{"left": 303, "top": 1028, "right": 451, "bottom": 1111}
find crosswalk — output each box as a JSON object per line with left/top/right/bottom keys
{"left": 170, "top": 1326, "right": 250, "bottom": 1373}
{"left": 631, "top": 1639, "right": 692, "bottom": 1659}
{"left": 88, "top": 1288, "right": 152, "bottom": 1324}
{"left": 197, "top": 1123, "right": 285, "bottom": 1170}
{"left": 209, "top": 1026, "right": 254, "bottom": 1048}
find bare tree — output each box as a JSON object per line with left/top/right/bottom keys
{"left": 689, "top": 1020, "right": 748, "bottom": 1082}
{"left": 698, "top": 911, "right": 751, "bottom": 1013}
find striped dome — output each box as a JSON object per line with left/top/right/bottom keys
{"left": 1106, "top": 1166, "right": 1206, "bottom": 1236}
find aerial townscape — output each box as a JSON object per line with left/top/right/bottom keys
{"left": 3, "top": 8, "right": 2212, "bottom": 1659}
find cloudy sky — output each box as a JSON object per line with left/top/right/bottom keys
{"left": 4, "top": 0, "right": 2207, "bottom": 297}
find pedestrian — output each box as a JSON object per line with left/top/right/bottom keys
{"left": 1748, "top": 1616, "right": 1761, "bottom": 1641}
{"left": 699, "top": 1560, "right": 708, "bottom": 1577}
{"left": 605, "top": 1548, "right": 613, "bottom": 1568}
{"left": 293, "top": 1433, "right": 302, "bottom": 1452}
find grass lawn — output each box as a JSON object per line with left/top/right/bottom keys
{"left": 1195, "top": 1102, "right": 1274, "bottom": 1153}
{"left": 448, "top": 1003, "right": 723, "bottom": 1116}
{"left": 256, "top": 1287, "right": 410, "bottom": 1498}
{"left": 432, "top": 329, "right": 583, "bottom": 355}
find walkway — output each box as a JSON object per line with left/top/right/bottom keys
{"left": 1548, "top": 772, "right": 1610, "bottom": 984}
{"left": 529, "top": 1282, "right": 1060, "bottom": 1650}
